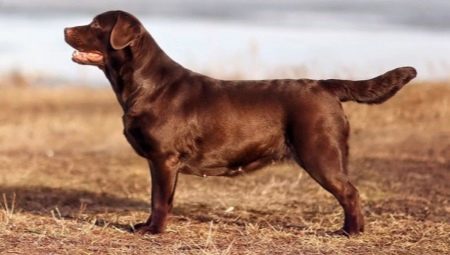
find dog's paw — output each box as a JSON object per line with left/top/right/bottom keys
{"left": 132, "top": 222, "right": 164, "bottom": 235}
{"left": 331, "top": 228, "right": 363, "bottom": 237}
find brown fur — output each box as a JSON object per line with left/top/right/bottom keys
{"left": 64, "top": 10, "right": 416, "bottom": 236}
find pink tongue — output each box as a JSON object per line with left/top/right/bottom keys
{"left": 73, "top": 51, "right": 103, "bottom": 62}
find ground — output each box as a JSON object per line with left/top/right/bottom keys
{"left": 0, "top": 82, "right": 449, "bottom": 254}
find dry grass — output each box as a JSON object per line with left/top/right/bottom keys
{"left": 0, "top": 82, "right": 449, "bottom": 254}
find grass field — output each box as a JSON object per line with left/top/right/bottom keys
{"left": 0, "top": 82, "right": 449, "bottom": 254}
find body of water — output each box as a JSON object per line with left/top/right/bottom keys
{"left": 1, "top": 0, "right": 449, "bottom": 84}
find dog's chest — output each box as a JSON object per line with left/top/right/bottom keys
{"left": 122, "top": 113, "right": 157, "bottom": 157}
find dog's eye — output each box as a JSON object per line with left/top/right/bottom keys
{"left": 91, "top": 20, "right": 101, "bottom": 29}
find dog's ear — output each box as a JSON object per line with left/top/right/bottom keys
{"left": 110, "top": 13, "right": 142, "bottom": 50}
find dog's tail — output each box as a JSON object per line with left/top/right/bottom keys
{"left": 320, "top": 67, "right": 417, "bottom": 104}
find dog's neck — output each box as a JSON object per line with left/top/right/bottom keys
{"left": 104, "top": 33, "right": 186, "bottom": 112}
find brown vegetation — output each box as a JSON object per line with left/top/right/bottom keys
{"left": 0, "top": 82, "right": 449, "bottom": 254}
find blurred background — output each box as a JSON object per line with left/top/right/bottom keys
{"left": 1, "top": 2, "right": 450, "bottom": 253}
{"left": 1, "top": 0, "right": 450, "bottom": 85}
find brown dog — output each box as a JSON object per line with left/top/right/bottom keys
{"left": 64, "top": 10, "right": 416, "bottom": 235}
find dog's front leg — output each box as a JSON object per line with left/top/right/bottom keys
{"left": 134, "top": 158, "right": 179, "bottom": 234}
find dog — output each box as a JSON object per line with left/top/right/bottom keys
{"left": 64, "top": 10, "right": 417, "bottom": 235}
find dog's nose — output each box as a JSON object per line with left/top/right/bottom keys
{"left": 64, "top": 27, "right": 72, "bottom": 37}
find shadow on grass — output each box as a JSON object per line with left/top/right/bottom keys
{"left": 0, "top": 185, "right": 153, "bottom": 232}
{"left": 0, "top": 185, "right": 149, "bottom": 215}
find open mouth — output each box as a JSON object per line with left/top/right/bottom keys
{"left": 72, "top": 50, "right": 104, "bottom": 65}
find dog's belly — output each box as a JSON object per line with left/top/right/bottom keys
{"left": 179, "top": 156, "right": 283, "bottom": 177}
{"left": 178, "top": 140, "right": 290, "bottom": 177}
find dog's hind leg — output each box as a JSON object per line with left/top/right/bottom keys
{"left": 288, "top": 111, "right": 364, "bottom": 235}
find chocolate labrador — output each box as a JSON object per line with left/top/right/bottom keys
{"left": 64, "top": 10, "right": 416, "bottom": 236}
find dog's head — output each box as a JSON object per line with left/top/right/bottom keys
{"left": 64, "top": 10, "right": 144, "bottom": 66}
